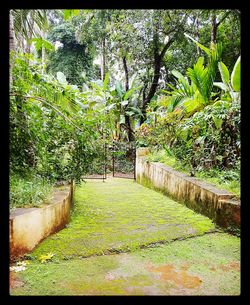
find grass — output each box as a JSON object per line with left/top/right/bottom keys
{"left": 10, "top": 174, "right": 53, "bottom": 210}
{"left": 30, "top": 178, "right": 216, "bottom": 260}
{"left": 11, "top": 232, "right": 240, "bottom": 295}
{"left": 146, "top": 150, "right": 240, "bottom": 198}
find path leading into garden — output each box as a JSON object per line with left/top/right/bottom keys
{"left": 11, "top": 178, "right": 240, "bottom": 295}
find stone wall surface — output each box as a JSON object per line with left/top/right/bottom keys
{"left": 136, "top": 148, "right": 240, "bottom": 232}
{"left": 10, "top": 185, "right": 74, "bottom": 261}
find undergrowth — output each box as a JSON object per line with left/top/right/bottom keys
{"left": 10, "top": 174, "right": 53, "bottom": 210}
{"left": 146, "top": 149, "right": 240, "bottom": 199}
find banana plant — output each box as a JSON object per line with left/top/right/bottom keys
{"left": 213, "top": 56, "right": 241, "bottom": 102}
{"left": 80, "top": 73, "right": 142, "bottom": 140}
{"left": 105, "top": 78, "right": 142, "bottom": 119}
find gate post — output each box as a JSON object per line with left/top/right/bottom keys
{"left": 112, "top": 142, "right": 115, "bottom": 177}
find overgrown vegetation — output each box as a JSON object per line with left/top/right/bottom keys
{"left": 145, "top": 150, "right": 240, "bottom": 197}
{"left": 136, "top": 42, "right": 240, "bottom": 198}
{"left": 9, "top": 9, "right": 240, "bottom": 208}
{"left": 10, "top": 174, "right": 53, "bottom": 210}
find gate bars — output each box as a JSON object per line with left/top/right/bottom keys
{"left": 82, "top": 141, "right": 136, "bottom": 180}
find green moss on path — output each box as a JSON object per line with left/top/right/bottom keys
{"left": 31, "top": 178, "right": 216, "bottom": 259}
{"left": 10, "top": 178, "right": 240, "bottom": 295}
{"left": 11, "top": 233, "right": 240, "bottom": 295}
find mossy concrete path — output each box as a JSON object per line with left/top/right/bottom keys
{"left": 10, "top": 178, "right": 240, "bottom": 295}
{"left": 31, "top": 178, "right": 216, "bottom": 259}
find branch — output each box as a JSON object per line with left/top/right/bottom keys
{"left": 10, "top": 93, "right": 84, "bottom": 132}
{"left": 161, "top": 28, "right": 176, "bottom": 37}
{"left": 160, "top": 37, "right": 175, "bottom": 59}
{"left": 217, "top": 10, "right": 231, "bottom": 27}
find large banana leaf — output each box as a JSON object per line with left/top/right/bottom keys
{"left": 115, "top": 81, "right": 124, "bottom": 99}
{"left": 218, "top": 61, "right": 230, "bottom": 85}
{"left": 231, "top": 56, "right": 241, "bottom": 92}
{"left": 213, "top": 82, "right": 228, "bottom": 91}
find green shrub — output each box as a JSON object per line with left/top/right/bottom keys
{"left": 174, "top": 100, "right": 240, "bottom": 171}
{"left": 146, "top": 149, "right": 240, "bottom": 198}
{"left": 10, "top": 174, "right": 53, "bottom": 210}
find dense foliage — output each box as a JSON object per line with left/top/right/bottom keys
{"left": 9, "top": 9, "right": 241, "bottom": 207}
{"left": 174, "top": 100, "right": 240, "bottom": 171}
{"left": 47, "top": 23, "right": 94, "bottom": 86}
{"left": 10, "top": 52, "right": 105, "bottom": 185}
{"left": 135, "top": 44, "right": 240, "bottom": 195}
{"left": 10, "top": 174, "right": 53, "bottom": 210}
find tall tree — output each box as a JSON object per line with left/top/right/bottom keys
{"left": 210, "top": 10, "right": 231, "bottom": 45}
{"left": 9, "top": 12, "right": 16, "bottom": 84}
{"left": 139, "top": 10, "right": 189, "bottom": 124}
{"left": 47, "top": 22, "right": 94, "bottom": 86}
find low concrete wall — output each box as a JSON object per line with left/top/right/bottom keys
{"left": 136, "top": 148, "right": 240, "bottom": 232}
{"left": 10, "top": 184, "right": 74, "bottom": 261}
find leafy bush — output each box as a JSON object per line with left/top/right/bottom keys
{"left": 195, "top": 166, "right": 240, "bottom": 198}
{"left": 135, "top": 112, "right": 181, "bottom": 149}
{"left": 146, "top": 149, "right": 240, "bottom": 198}
{"left": 174, "top": 100, "right": 240, "bottom": 171}
{"left": 10, "top": 53, "right": 103, "bottom": 184}
{"left": 10, "top": 174, "right": 53, "bottom": 210}
{"left": 138, "top": 100, "right": 240, "bottom": 169}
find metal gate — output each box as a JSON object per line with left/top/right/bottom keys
{"left": 82, "top": 141, "right": 136, "bottom": 180}
{"left": 112, "top": 141, "right": 136, "bottom": 180}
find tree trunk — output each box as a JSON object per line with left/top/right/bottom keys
{"left": 140, "top": 37, "right": 174, "bottom": 125}
{"left": 211, "top": 12, "right": 217, "bottom": 45}
{"left": 140, "top": 55, "right": 161, "bottom": 125}
{"left": 101, "top": 37, "right": 106, "bottom": 81}
{"left": 9, "top": 12, "right": 16, "bottom": 85}
{"left": 211, "top": 10, "right": 231, "bottom": 46}
{"left": 123, "top": 56, "right": 129, "bottom": 91}
{"left": 122, "top": 56, "right": 134, "bottom": 142}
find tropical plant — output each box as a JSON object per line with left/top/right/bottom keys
{"left": 9, "top": 9, "right": 51, "bottom": 83}
{"left": 81, "top": 73, "right": 142, "bottom": 141}
{"left": 174, "top": 100, "right": 240, "bottom": 172}
{"left": 10, "top": 9, "right": 50, "bottom": 54}
{"left": 10, "top": 52, "right": 104, "bottom": 183}
{"left": 158, "top": 35, "right": 222, "bottom": 117}
{"left": 10, "top": 174, "right": 53, "bottom": 210}
{"left": 214, "top": 55, "right": 241, "bottom": 102}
